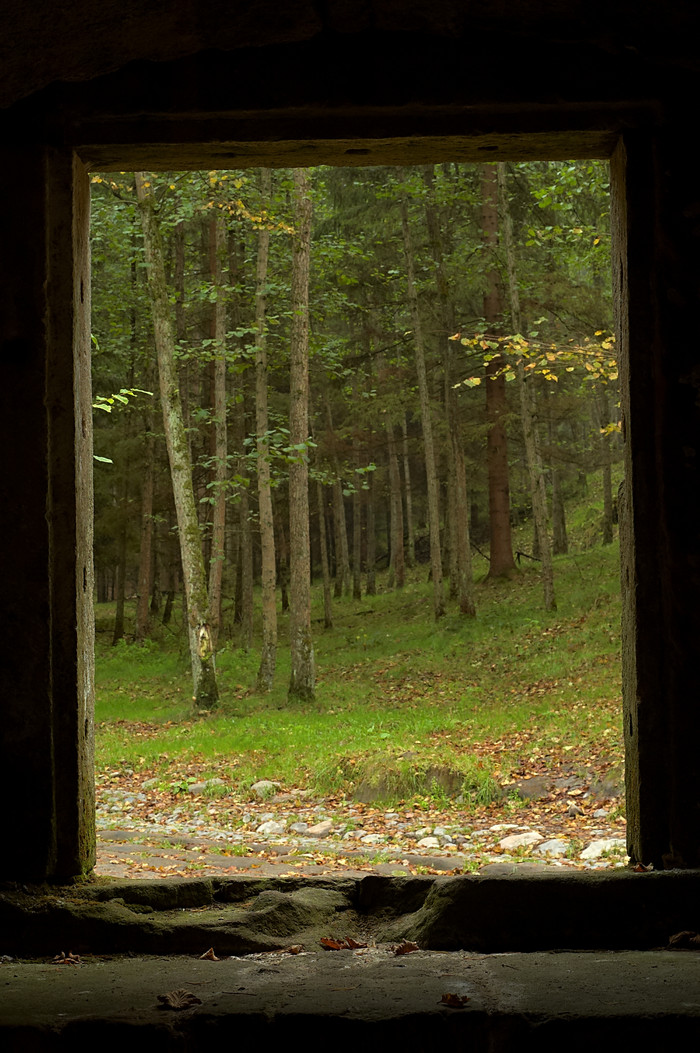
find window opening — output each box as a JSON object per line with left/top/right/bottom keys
{"left": 90, "top": 160, "right": 622, "bottom": 882}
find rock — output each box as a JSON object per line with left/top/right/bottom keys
{"left": 416, "top": 836, "right": 440, "bottom": 849}
{"left": 288, "top": 822, "right": 309, "bottom": 835}
{"left": 306, "top": 820, "right": 333, "bottom": 838}
{"left": 536, "top": 838, "right": 570, "bottom": 858}
{"left": 580, "top": 838, "right": 627, "bottom": 860}
{"left": 360, "top": 833, "right": 385, "bottom": 845}
{"left": 498, "top": 831, "right": 543, "bottom": 850}
{"left": 510, "top": 776, "right": 551, "bottom": 801}
{"left": 256, "top": 820, "right": 287, "bottom": 836}
{"left": 187, "top": 778, "right": 227, "bottom": 794}
{"left": 490, "top": 823, "right": 522, "bottom": 832}
{"left": 567, "top": 803, "right": 584, "bottom": 817}
{"left": 251, "top": 779, "right": 278, "bottom": 798}
{"left": 593, "top": 808, "right": 609, "bottom": 818}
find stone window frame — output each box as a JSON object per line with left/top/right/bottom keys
{"left": 7, "top": 114, "right": 687, "bottom": 882}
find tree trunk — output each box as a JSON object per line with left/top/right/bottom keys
{"left": 135, "top": 431, "right": 154, "bottom": 643}
{"left": 386, "top": 419, "right": 405, "bottom": 588}
{"left": 423, "top": 163, "right": 475, "bottom": 616}
{"left": 112, "top": 475, "right": 129, "bottom": 645}
{"left": 365, "top": 467, "right": 377, "bottom": 595}
{"left": 482, "top": 164, "right": 517, "bottom": 580}
{"left": 206, "top": 214, "right": 228, "bottom": 646}
{"left": 352, "top": 398, "right": 362, "bottom": 601}
{"left": 254, "top": 169, "right": 278, "bottom": 690}
{"left": 551, "top": 466, "right": 569, "bottom": 554}
{"left": 316, "top": 480, "right": 334, "bottom": 628}
{"left": 135, "top": 172, "right": 219, "bottom": 708}
{"left": 596, "top": 390, "right": 614, "bottom": 544}
{"left": 288, "top": 169, "right": 315, "bottom": 702}
{"left": 497, "top": 162, "right": 555, "bottom": 610}
{"left": 398, "top": 176, "right": 445, "bottom": 619}
{"left": 400, "top": 413, "right": 416, "bottom": 567}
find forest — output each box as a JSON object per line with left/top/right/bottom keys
{"left": 91, "top": 160, "right": 619, "bottom": 705}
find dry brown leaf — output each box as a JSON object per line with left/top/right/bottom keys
{"left": 440, "top": 992, "right": 470, "bottom": 1008}
{"left": 320, "top": 937, "right": 346, "bottom": 950}
{"left": 344, "top": 936, "right": 368, "bottom": 950}
{"left": 157, "top": 989, "right": 203, "bottom": 1010}
{"left": 199, "top": 947, "right": 220, "bottom": 961}
{"left": 282, "top": 944, "right": 304, "bottom": 955}
{"left": 393, "top": 940, "right": 420, "bottom": 956}
{"left": 53, "top": 951, "right": 81, "bottom": 966}
{"left": 668, "top": 931, "right": 700, "bottom": 949}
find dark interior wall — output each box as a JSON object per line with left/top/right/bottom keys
{"left": 1, "top": 1, "right": 700, "bottom": 882}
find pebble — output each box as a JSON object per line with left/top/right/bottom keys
{"left": 536, "top": 838, "right": 570, "bottom": 858}
{"left": 580, "top": 837, "right": 627, "bottom": 860}
{"left": 256, "top": 820, "right": 287, "bottom": 835}
{"left": 306, "top": 819, "right": 333, "bottom": 838}
{"left": 498, "top": 831, "right": 544, "bottom": 850}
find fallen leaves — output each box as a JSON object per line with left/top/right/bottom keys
{"left": 198, "top": 947, "right": 220, "bottom": 961}
{"left": 157, "top": 989, "right": 203, "bottom": 1010}
{"left": 668, "top": 931, "right": 700, "bottom": 950}
{"left": 440, "top": 993, "right": 470, "bottom": 1008}
{"left": 392, "top": 940, "right": 420, "bottom": 955}
{"left": 320, "top": 936, "right": 368, "bottom": 951}
{"left": 53, "top": 951, "right": 81, "bottom": 966}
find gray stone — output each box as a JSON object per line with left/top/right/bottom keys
{"left": 580, "top": 838, "right": 628, "bottom": 861}
{"left": 498, "top": 831, "right": 543, "bottom": 850}
{"left": 256, "top": 820, "right": 287, "bottom": 836}
{"left": 536, "top": 839, "right": 571, "bottom": 858}
{"left": 306, "top": 820, "right": 333, "bottom": 838}
{"left": 289, "top": 822, "right": 309, "bottom": 835}
{"left": 251, "top": 780, "right": 278, "bottom": 798}
{"left": 416, "top": 836, "right": 440, "bottom": 849}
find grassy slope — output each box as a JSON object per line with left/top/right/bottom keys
{"left": 95, "top": 512, "right": 623, "bottom": 809}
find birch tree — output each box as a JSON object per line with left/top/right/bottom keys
{"left": 135, "top": 172, "right": 219, "bottom": 708}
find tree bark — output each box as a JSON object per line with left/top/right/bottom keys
{"left": 206, "top": 214, "right": 228, "bottom": 646}
{"left": 497, "top": 162, "right": 555, "bottom": 610}
{"left": 386, "top": 419, "right": 405, "bottom": 588}
{"left": 423, "top": 163, "right": 475, "bottom": 616}
{"left": 398, "top": 176, "right": 446, "bottom": 618}
{"left": 482, "top": 164, "right": 517, "bottom": 580}
{"left": 288, "top": 169, "right": 315, "bottom": 702}
{"left": 254, "top": 169, "right": 278, "bottom": 690}
{"left": 135, "top": 429, "right": 154, "bottom": 643}
{"left": 135, "top": 172, "right": 218, "bottom": 708}
{"left": 316, "top": 480, "right": 334, "bottom": 628}
{"left": 400, "top": 413, "right": 416, "bottom": 567}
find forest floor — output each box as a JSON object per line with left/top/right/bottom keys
{"left": 95, "top": 520, "right": 627, "bottom": 881}
{"left": 95, "top": 737, "right": 627, "bottom": 880}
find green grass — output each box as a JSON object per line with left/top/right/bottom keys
{"left": 95, "top": 515, "right": 623, "bottom": 807}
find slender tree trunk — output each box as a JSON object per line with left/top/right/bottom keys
{"left": 595, "top": 390, "right": 614, "bottom": 544}
{"left": 206, "top": 214, "right": 228, "bottom": 646}
{"left": 423, "top": 164, "right": 476, "bottom": 616}
{"left": 398, "top": 177, "right": 445, "bottom": 619}
{"left": 497, "top": 162, "right": 555, "bottom": 610}
{"left": 386, "top": 419, "right": 405, "bottom": 588}
{"left": 135, "top": 172, "right": 219, "bottom": 708}
{"left": 275, "top": 498, "right": 290, "bottom": 612}
{"left": 254, "top": 169, "right": 278, "bottom": 690}
{"left": 365, "top": 468, "right": 377, "bottom": 595}
{"left": 112, "top": 475, "right": 129, "bottom": 645}
{"left": 352, "top": 397, "right": 362, "bottom": 601}
{"left": 288, "top": 169, "right": 315, "bottom": 702}
{"left": 324, "top": 390, "right": 351, "bottom": 597}
{"left": 135, "top": 432, "right": 154, "bottom": 643}
{"left": 551, "top": 467, "right": 569, "bottom": 554}
{"left": 400, "top": 413, "right": 416, "bottom": 567}
{"left": 316, "top": 480, "right": 334, "bottom": 628}
{"left": 482, "top": 164, "right": 517, "bottom": 580}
